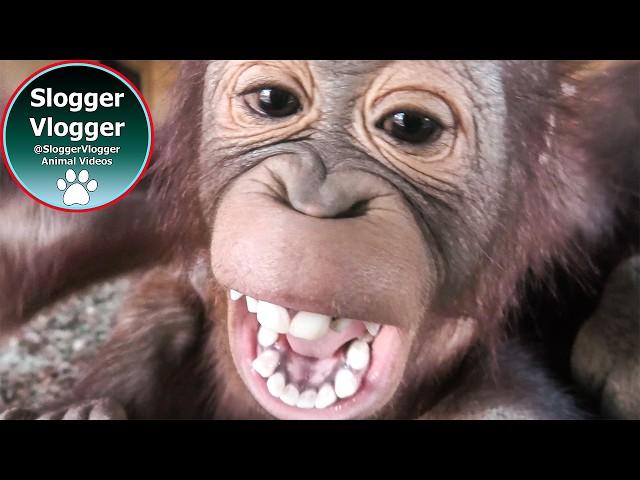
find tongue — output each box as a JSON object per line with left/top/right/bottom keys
{"left": 286, "top": 320, "right": 367, "bottom": 359}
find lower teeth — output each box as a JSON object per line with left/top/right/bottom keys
{"left": 251, "top": 321, "right": 373, "bottom": 410}
{"left": 315, "top": 383, "right": 337, "bottom": 409}
{"left": 232, "top": 290, "right": 377, "bottom": 410}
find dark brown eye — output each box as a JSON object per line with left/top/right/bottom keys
{"left": 246, "top": 87, "right": 301, "bottom": 118}
{"left": 377, "top": 111, "right": 441, "bottom": 144}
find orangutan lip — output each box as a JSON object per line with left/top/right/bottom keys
{"left": 227, "top": 288, "right": 407, "bottom": 419}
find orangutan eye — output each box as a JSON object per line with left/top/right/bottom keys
{"left": 244, "top": 87, "right": 301, "bottom": 118}
{"left": 376, "top": 110, "right": 442, "bottom": 144}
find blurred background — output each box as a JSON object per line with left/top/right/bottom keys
{"left": 0, "top": 60, "right": 178, "bottom": 411}
{"left": 0, "top": 60, "right": 178, "bottom": 127}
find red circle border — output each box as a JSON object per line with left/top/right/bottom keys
{"left": 0, "top": 60, "right": 155, "bottom": 213}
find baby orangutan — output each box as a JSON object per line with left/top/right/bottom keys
{"left": 1, "top": 60, "right": 638, "bottom": 419}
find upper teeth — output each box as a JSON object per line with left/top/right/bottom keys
{"left": 230, "top": 290, "right": 382, "bottom": 342}
{"left": 289, "top": 311, "right": 331, "bottom": 340}
{"left": 258, "top": 325, "right": 279, "bottom": 347}
{"left": 256, "top": 301, "right": 290, "bottom": 334}
{"left": 364, "top": 321, "right": 381, "bottom": 337}
{"left": 246, "top": 296, "right": 259, "bottom": 313}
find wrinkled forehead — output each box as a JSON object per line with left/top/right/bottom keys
{"left": 309, "top": 60, "right": 389, "bottom": 82}
{"left": 310, "top": 60, "right": 502, "bottom": 86}
{"left": 205, "top": 60, "right": 506, "bottom": 97}
{"left": 202, "top": 60, "right": 510, "bottom": 162}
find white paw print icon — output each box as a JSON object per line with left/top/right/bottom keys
{"left": 57, "top": 169, "right": 98, "bottom": 206}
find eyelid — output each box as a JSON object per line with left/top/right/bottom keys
{"left": 234, "top": 71, "right": 309, "bottom": 104}
{"left": 237, "top": 81, "right": 297, "bottom": 97}
{"left": 374, "top": 108, "right": 448, "bottom": 139}
{"left": 241, "top": 89, "right": 301, "bottom": 119}
{"left": 370, "top": 91, "right": 457, "bottom": 130}
{"left": 379, "top": 121, "right": 446, "bottom": 148}
{"left": 241, "top": 91, "right": 270, "bottom": 119}
{"left": 377, "top": 108, "right": 444, "bottom": 127}
{"left": 236, "top": 82, "right": 307, "bottom": 121}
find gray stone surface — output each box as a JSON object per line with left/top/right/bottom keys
{"left": 0, "top": 278, "right": 130, "bottom": 411}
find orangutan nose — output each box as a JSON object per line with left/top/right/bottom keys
{"left": 263, "top": 151, "right": 391, "bottom": 219}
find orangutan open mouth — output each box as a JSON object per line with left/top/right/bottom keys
{"left": 227, "top": 288, "right": 406, "bottom": 419}
{"left": 212, "top": 143, "right": 429, "bottom": 419}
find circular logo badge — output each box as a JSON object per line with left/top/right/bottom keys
{"left": 1, "top": 61, "right": 153, "bottom": 212}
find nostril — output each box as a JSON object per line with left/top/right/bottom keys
{"left": 263, "top": 161, "right": 382, "bottom": 219}
{"left": 333, "top": 199, "right": 370, "bottom": 219}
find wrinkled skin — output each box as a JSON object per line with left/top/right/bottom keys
{"left": 0, "top": 60, "right": 638, "bottom": 420}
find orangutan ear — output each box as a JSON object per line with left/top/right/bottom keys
{"left": 555, "top": 60, "right": 639, "bottom": 81}
{"left": 553, "top": 60, "right": 639, "bottom": 106}
{"left": 552, "top": 60, "right": 639, "bottom": 139}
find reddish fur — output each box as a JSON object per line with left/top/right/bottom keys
{"left": 0, "top": 61, "right": 637, "bottom": 419}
